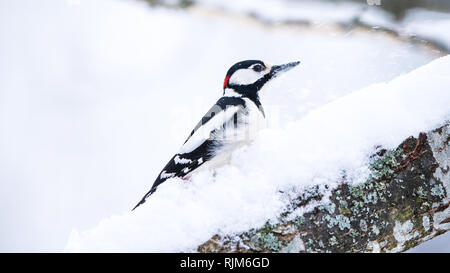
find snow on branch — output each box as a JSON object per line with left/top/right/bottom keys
{"left": 199, "top": 123, "right": 450, "bottom": 253}
{"left": 65, "top": 55, "right": 450, "bottom": 253}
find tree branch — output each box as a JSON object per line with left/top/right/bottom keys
{"left": 198, "top": 122, "right": 450, "bottom": 253}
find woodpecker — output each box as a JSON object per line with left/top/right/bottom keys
{"left": 133, "top": 60, "right": 300, "bottom": 210}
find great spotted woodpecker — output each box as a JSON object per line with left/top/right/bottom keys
{"left": 133, "top": 60, "right": 300, "bottom": 210}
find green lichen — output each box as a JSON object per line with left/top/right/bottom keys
{"left": 294, "top": 216, "right": 305, "bottom": 227}
{"left": 375, "top": 182, "right": 387, "bottom": 192}
{"left": 431, "top": 184, "right": 445, "bottom": 198}
{"left": 259, "top": 233, "right": 281, "bottom": 251}
{"left": 349, "top": 184, "right": 365, "bottom": 198}
{"left": 329, "top": 236, "right": 338, "bottom": 246}
{"left": 395, "top": 208, "right": 414, "bottom": 222}
{"left": 251, "top": 222, "right": 283, "bottom": 251}
{"left": 350, "top": 229, "right": 361, "bottom": 238}
{"left": 416, "top": 186, "right": 428, "bottom": 199}
{"left": 384, "top": 236, "right": 398, "bottom": 251}
{"left": 363, "top": 191, "right": 378, "bottom": 205}
{"left": 319, "top": 203, "right": 336, "bottom": 214}
{"left": 403, "top": 239, "right": 419, "bottom": 250}
{"left": 338, "top": 199, "right": 352, "bottom": 214}
{"left": 351, "top": 200, "right": 364, "bottom": 215}
{"left": 369, "top": 148, "right": 403, "bottom": 180}
{"left": 339, "top": 207, "right": 352, "bottom": 215}
{"left": 324, "top": 214, "right": 351, "bottom": 230}
{"left": 339, "top": 199, "right": 348, "bottom": 208}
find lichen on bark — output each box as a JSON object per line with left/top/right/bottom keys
{"left": 198, "top": 122, "right": 450, "bottom": 253}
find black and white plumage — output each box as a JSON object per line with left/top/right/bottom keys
{"left": 133, "top": 60, "right": 300, "bottom": 210}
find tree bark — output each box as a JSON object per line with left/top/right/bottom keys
{"left": 198, "top": 122, "right": 450, "bottom": 253}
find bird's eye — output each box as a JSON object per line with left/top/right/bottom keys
{"left": 252, "top": 64, "right": 264, "bottom": 72}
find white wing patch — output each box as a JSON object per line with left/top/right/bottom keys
{"left": 160, "top": 171, "right": 176, "bottom": 179}
{"left": 174, "top": 155, "right": 192, "bottom": 164}
{"left": 178, "top": 106, "right": 241, "bottom": 154}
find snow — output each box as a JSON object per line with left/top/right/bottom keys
{"left": 0, "top": 0, "right": 448, "bottom": 252}
{"left": 65, "top": 54, "right": 450, "bottom": 252}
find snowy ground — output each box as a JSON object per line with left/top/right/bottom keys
{"left": 0, "top": 0, "right": 448, "bottom": 252}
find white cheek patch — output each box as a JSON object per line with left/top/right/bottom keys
{"left": 229, "top": 69, "right": 267, "bottom": 86}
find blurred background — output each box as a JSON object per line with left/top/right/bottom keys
{"left": 0, "top": 0, "right": 449, "bottom": 252}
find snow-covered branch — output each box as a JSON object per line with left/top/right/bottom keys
{"left": 65, "top": 53, "right": 450, "bottom": 253}
{"left": 198, "top": 122, "right": 450, "bottom": 253}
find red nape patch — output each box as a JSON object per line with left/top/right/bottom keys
{"left": 223, "top": 75, "right": 231, "bottom": 90}
{"left": 181, "top": 176, "right": 189, "bottom": 181}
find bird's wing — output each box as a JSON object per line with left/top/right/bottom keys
{"left": 181, "top": 97, "right": 246, "bottom": 151}
{"left": 132, "top": 97, "right": 246, "bottom": 210}
{"left": 179, "top": 104, "right": 242, "bottom": 154}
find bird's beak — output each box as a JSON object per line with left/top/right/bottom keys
{"left": 270, "top": 61, "right": 300, "bottom": 78}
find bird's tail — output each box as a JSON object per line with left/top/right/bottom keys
{"left": 132, "top": 186, "right": 157, "bottom": 211}
{"left": 132, "top": 173, "right": 178, "bottom": 211}
{"left": 132, "top": 153, "right": 200, "bottom": 211}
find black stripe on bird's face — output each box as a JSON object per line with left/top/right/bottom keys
{"left": 223, "top": 60, "right": 267, "bottom": 91}
{"left": 224, "top": 60, "right": 266, "bottom": 80}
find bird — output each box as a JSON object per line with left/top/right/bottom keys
{"left": 132, "top": 60, "right": 300, "bottom": 210}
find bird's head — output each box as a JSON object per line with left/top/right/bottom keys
{"left": 222, "top": 60, "right": 300, "bottom": 98}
